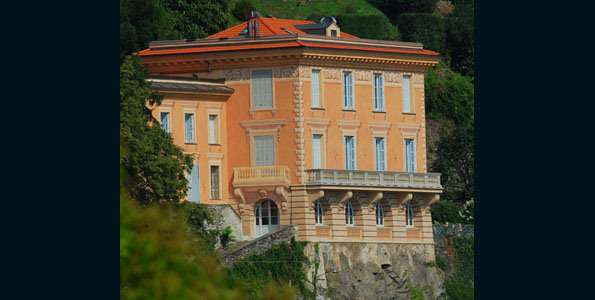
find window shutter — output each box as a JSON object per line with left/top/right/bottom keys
{"left": 312, "top": 70, "right": 320, "bottom": 107}
{"left": 403, "top": 75, "right": 410, "bottom": 112}
{"left": 375, "top": 138, "right": 380, "bottom": 170}
{"left": 255, "top": 136, "right": 275, "bottom": 166}
{"left": 252, "top": 70, "right": 273, "bottom": 109}
{"left": 313, "top": 134, "right": 321, "bottom": 169}
{"left": 209, "top": 115, "right": 215, "bottom": 144}
{"left": 185, "top": 114, "right": 194, "bottom": 142}
{"left": 348, "top": 73, "right": 354, "bottom": 108}
{"left": 411, "top": 140, "right": 416, "bottom": 172}
{"left": 379, "top": 75, "right": 384, "bottom": 110}
{"left": 191, "top": 164, "right": 200, "bottom": 203}
{"left": 343, "top": 72, "right": 348, "bottom": 108}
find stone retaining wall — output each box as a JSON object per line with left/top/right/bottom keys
{"left": 220, "top": 225, "right": 298, "bottom": 267}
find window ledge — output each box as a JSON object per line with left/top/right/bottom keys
{"left": 373, "top": 110, "right": 386, "bottom": 113}
{"left": 249, "top": 107, "right": 278, "bottom": 116}
{"left": 342, "top": 109, "right": 356, "bottom": 112}
{"left": 402, "top": 112, "right": 416, "bottom": 115}
{"left": 316, "top": 224, "right": 331, "bottom": 228}
{"left": 311, "top": 107, "right": 326, "bottom": 110}
{"left": 185, "top": 142, "right": 197, "bottom": 145}
{"left": 209, "top": 143, "right": 221, "bottom": 146}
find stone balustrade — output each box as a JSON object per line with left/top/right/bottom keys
{"left": 305, "top": 169, "right": 442, "bottom": 190}
{"left": 233, "top": 165, "right": 291, "bottom": 187}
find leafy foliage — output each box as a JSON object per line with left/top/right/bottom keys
{"left": 120, "top": 0, "right": 231, "bottom": 59}
{"left": 424, "top": 62, "right": 474, "bottom": 125}
{"left": 407, "top": 284, "right": 430, "bottom": 300}
{"left": 306, "top": 13, "right": 398, "bottom": 40}
{"left": 397, "top": 13, "right": 445, "bottom": 53}
{"left": 120, "top": 56, "right": 193, "bottom": 205}
{"left": 164, "top": 0, "right": 231, "bottom": 40}
{"left": 459, "top": 198, "right": 474, "bottom": 224}
{"left": 445, "top": 0, "right": 474, "bottom": 77}
{"left": 232, "top": 0, "right": 256, "bottom": 21}
{"left": 431, "top": 123, "right": 474, "bottom": 204}
{"left": 444, "top": 237, "right": 474, "bottom": 300}
{"left": 431, "top": 201, "right": 464, "bottom": 224}
{"left": 220, "top": 226, "right": 237, "bottom": 249}
{"left": 371, "top": 0, "right": 437, "bottom": 24}
{"left": 120, "top": 165, "right": 243, "bottom": 300}
{"left": 225, "top": 238, "right": 311, "bottom": 299}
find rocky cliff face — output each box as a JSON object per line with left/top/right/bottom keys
{"left": 304, "top": 242, "right": 444, "bottom": 300}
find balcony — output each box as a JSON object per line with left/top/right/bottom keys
{"left": 233, "top": 165, "right": 291, "bottom": 187}
{"left": 305, "top": 169, "right": 442, "bottom": 190}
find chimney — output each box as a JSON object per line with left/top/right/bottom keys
{"left": 247, "top": 19, "right": 253, "bottom": 37}
{"left": 254, "top": 20, "right": 259, "bottom": 37}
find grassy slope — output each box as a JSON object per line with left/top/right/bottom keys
{"left": 229, "top": 0, "right": 384, "bottom": 25}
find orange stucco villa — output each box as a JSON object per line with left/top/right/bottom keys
{"left": 138, "top": 15, "right": 442, "bottom": 245}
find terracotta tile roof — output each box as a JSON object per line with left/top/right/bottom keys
{"left": 298, "top": 41, "right": 439, "bottom": 56}
{"left": 206, "top": 17, "right": 358, "bottom": 39}
{"left": 137, "top": 41, "right": 303, "bottom": 56}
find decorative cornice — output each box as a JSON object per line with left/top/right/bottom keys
{"left": 239, "top": 119, "right": 287, "bottom": 142}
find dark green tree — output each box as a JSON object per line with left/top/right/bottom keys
{"left": 164, "top": 0, "right": 231, "bottom": 40}
{"left": 120, "top": 56, "right": 193, "bottom": 205}
{"left": 397, "top": 13, "right": 445, "bottom": 53}
{"left": 370, "top": 0, "right": 437, "bottom": 24}
{"left": 120, "top": 0, "right": 231, "bottom": 60}
{"left": 445, "top": 0, "right": 474, "bottom": 77}
{"left": 431, "top": 124, "right": 474, "bottom": 204}
{"left": 424, "top": 62, "right": 474, "bottom": 125}
{"left": 232, "top": 0, "right": 256, "bottom": 21}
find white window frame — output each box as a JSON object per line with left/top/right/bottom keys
{"left": 374, "top": 73, "right": 385, "bottom": 111}
{"left": 345, "top": 201, "right": 354, "bottom": 226}
{"left": 375, "top": 137, "right": 387, "bottom": 171}
{"left": 251, "top": 69, "right": 274, "bottom": 110}
{"left": 315, "top": 200, "right": 324, "bottom": 225}
{"left": 210, "top": 165, "right": 221, "bottom": 199}
{"left": 405, "top": 139, "right": 416, "bottom": 172}
{"left": 160, "top": 112, "right": 170, "bottom": 133}
{"left": 406, "top": 203, "right": 414, "bottom": 228}
{"left": 403, "top": 74, "right": 412, "bottom": 113}
{"left": 312, "top": 69, "right": 322, "bottom": 108}
{"left": 344, "top": 136, "right": 357, "bottom": 170}
{"left": 208, "top": 114, "right": 220, "bottom": 144}
{"left": 313, "top": 134, "right": 322, "bottom": 169}
{"left": 254, "top": 135, "right": 276, "bottom": 167}
{"left": 376, "top": 202, "right": 384, "bottom": 227}
{"left": 342, "top": 71, "right": 355, "bottom": 110}
{"left": 184, "top": 113, "right": 195, "bottom": 143}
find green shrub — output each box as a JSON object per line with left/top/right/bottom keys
{"left": 407, "top": 284, "right": 429, "bottom": 300}
{"left": 431, "top": 201, "right": 463, "bottom": 224}
{"left": 397, "top": 12, "right": 445, "bottom": 53}
{"left": 371, "top": 0, "right": 437, "bottom": 24}
{"left": 232, "top": 0, "right": 255, "bottom": 21}
{"left": 225, "top": 237, "right": 310, "bottom": 299}
{"left": 424, "top": 62, "right": 474, "bottom": 125}
{"left": 220, "top": 226, "right": 237, "bottom": 249}
{"left": 444, "top": 274, "right": 474, "bottom": 300}
{"left": 444, "top": 236, "right": 474, "bottom": 300}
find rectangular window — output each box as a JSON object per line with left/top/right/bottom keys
{"left": 209, "top": 115, "right": 219, "bottom": 144}
{"left": 403, "top": 75, "right": 411, "bottom": 113}
{"left": 210, "top": 166, "right": 220, "bottom": 199}
{"left": 405, "top": 139, "right": 416, "bottom": 172}
{"left": 160, "top": 112, "right": 170, "bottom": 133}
{"left": 313, "top": 134, "right": 322, "bottom": 169}
{"left": 312, "top": 70, "right": 320, "bottom": 108}
{"left": 185, "top": 114, "right": 195, "bottom": 143}
{"left": 344, "top": 136, "right": 356, "bottom": 170}
{"left": 406, "top": 203, "right": 414, "bottom": 227}
{"left": 374, "top": 74, "right": 384, "bottom": 111}
{"left": 254, "top": 135, "right": 275, "bottom": 166}
{"left": 251, "top": 70, "right": 273, "bottom": 109}
{"left": 187, "top": 165, "right": 200, "bottom": 203}
{"left": 375, "top": 138, "right": 386, "bottom": 171}
{"left": 343, "top": 71, "right": 354, "bottom": 109}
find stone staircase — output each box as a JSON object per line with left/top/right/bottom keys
{"left": 219, "top": 225, "right": 298, "bottom": 267}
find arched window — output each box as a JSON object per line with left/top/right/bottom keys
{"left": 376, "top": 202, "right": 384, "bottom": 226}
{"left": 345, "top": 201, "right": 354, "bottom": 226}
{"left": 315, "top": 200, "right": 324, "bottom": 225}
{"left": 406, "top": 203, "right": 414, "bottom": 228}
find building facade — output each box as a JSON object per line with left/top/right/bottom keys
{"left": 139, "top": 15, "right": 442, "bottom": 246}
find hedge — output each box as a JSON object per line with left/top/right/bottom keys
{"left": 397, "top": 13, "right": 445, "bottom": 54}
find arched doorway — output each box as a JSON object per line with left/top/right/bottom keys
{"left": 254, "top": 199, "right": 279, "bottom": 237}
